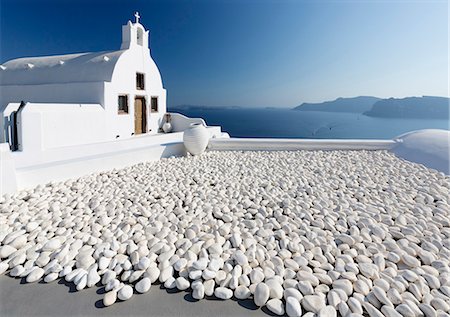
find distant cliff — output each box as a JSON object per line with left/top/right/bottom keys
{"left": 294, "top": 96, "right": 380, "bottom": 113}
{"left": 364, "top": 96, "right": 449, "bottom": 119}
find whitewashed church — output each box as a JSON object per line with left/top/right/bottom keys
{"left": 0, "top": 13, "right": 168, "bottom": 150}
{"left": 0, "top": 13, "right": 224, "bottom": 194}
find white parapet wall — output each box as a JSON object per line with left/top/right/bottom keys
{"left": 0, "top": 125, "right": 223, "bottom": 195}
{"left": 208, "top": 138, "right": 397, "bottom": 151}
{"left": 0, "top": 143, "right": 17, "bottom": 195}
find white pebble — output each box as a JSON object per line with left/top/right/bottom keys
{"left": 117, "top": 285, "right": 133, "bottom": 301}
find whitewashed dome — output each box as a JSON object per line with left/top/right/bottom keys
{"left": 0, "top": 50, "right": 126, "bottom": 85}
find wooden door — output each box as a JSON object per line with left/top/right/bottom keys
{"left": 134, "top": 97, "right": 147, "bottom": 134}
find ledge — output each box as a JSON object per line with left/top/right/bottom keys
{"left": 208, "top": 138, "right": 397, "bottom": 151}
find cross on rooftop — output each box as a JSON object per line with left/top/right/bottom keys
{"left": 134, "top": 12, "right": 140, "bottom": 23}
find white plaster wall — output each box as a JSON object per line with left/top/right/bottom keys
{"left": 10, "top": 128, "right": 220, "bottom": 190}
{"left": 15, "top": 142, "right": 185, "bottom": 190}
{"left": 36, "top": 104, "right": 108, "bottom": 149}
{"left": 0, "top": 82, "right": 105, "bottom": 143}
{"left": 0, "top": 143, "right": 17, "bottom": 195}
{"left": 0, "top": 82, "right": 105, "bottom": 111}
{"left": 10, "top": 103, "right": 107, "bottom": 156}
{"left": 208, "top": 138, "right": 397, "bottom": 151}
{"left": 106, "top": 46, "right": 166, "bottom": 139}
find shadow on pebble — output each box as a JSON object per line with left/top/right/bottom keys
{"left": 204, "top": 295, "right": 234, "bottom": 302}
{"left": 165, "top": 287, "right": 182, "bottom": 294}
{"left": 95, "top": 299, "right": 105, "bottom": 309}
{"left": 96, "top": 287, "right": 106, "bottom": 295}
{"left": 183, "top": 293, "right": 198, "bottom": 303}
{"left": 237, "top": 298, "right": 259, "bottom": 311}
{"left": 57, "top": 278, "right": 77, "bottom": 293}
{"left": 261, "top": 306, "right": 277, "bottom": 316}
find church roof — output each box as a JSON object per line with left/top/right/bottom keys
{"left": 0, "top": 50, "right": 126, "bottom": 86}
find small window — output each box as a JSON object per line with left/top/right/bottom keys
{"left": 151, "top": 97, "right": 158, "bottom": 113}
{"left": 137, "top": 28, "right": 144, "bottom": 46}
{"left": 118, "top": 95, "right": 128, "bottom": 114}
{"left": 136, "top": 73, "right": 145, "bottom": 90}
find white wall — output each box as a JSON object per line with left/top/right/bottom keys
{"left": 10, "top": 127, "right": 222, "bottom": 191}
{"left": 106, "top": 46, "right": 167, "bottom": 139}
{"left": 0, "top": 82, "right": 105, "bottom": 110}
{"left": 208, "top": 138, "right": 397, "bottom": 151}
{"left": 0, "top": 143, "right": 17, "bottom": 195}
{"left": 0, "top": 82, "right": 105, "bottom": 143}
{"left": 34, "top": 104, "right": 108, "bottom": 149}
{"left": 3, "top": 102, "right": 108, "bottom": 156}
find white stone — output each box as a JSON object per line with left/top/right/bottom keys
{"left": 214, "top": 287, "right": 233, "bottom": 299}
{"left": 103, "top": 290, "right": 117, "bottom": 306}
{"left": 26, "top": 267, "right": 45, "bottom": 283}
{"left": 0, "top": 245, "right": 16, "bottom": 258}
{"left": 87, "top": 269, "right": 101, "bottom": 288}
{"left": 192, "top": 283, "right": 205, "bottom": 300}
{"left": 175, "top": 277, "right": 190, "bottom": 290}
{"left": 147, "top": 267, "right": 160, "bottom": 283}
{"left": 332, "top": 279, "right": 353, "bottom": 296}
{"left": 363, "top": 302, "right": 385, "bottom": 317}
{"left": 250, "top": 269, "right": 265, "bottom": 284}
{"left": 319, "top": 305, "right": 337, "bottom": 317}
{"left": 174, "top": 258, "right": 187, "bottom": 271}
{"left": 135, "top": 277, "right": 151, "bottom": 293}
{"left": 267, "top": 298, "right": 285, "bottom": 316}
{"left": 286, "top": 296, "right": 302, "bottom": 317}
{"left": 0, "top": 262, "right": 9, "bottom": 275}
{"left": 234, "top": 250, "right": 248, "bottom": 266}
{"left": 76, "top": 274, "right": 87, "bottom": 290}
{"left": 254, "top": 283, "right": 270, "bottom": 307}
{"left": 302, "top": 295, "right": 325, "bottom": 313}
{"left": 164, "top": 276, "right": 176, "bottom": 289}
{"left": 10, "top": 236, "right": 27, "bottom": 249}
{"left": 208, "top": 258, "right": 223, "bottom": 272}
{"left": 44, "top": 272, "right": 59, "bottom": 283}
{"left": 401, "top": 254, "right": 420, "bottom": 268}
{"left": 266, "top": 278, "right": 283, "bottom": 299}
{"left": 10, "top": 265, "right": 25, "bottom": 277}
{"left": 430, "top": 298, "right": 449, "bottom": 312}
{"left": 204, "top": 280, "right": 215, "bottom": 297}
{"left": 284, "top": 288, "right": 303, "bottom": 302}
{"left": 42, "top": 239, "right": 62, "bottom": 252}
{"left": 98, "top": 257, "right": 110, "bottom": 270}
{"left": 395, "top": 304, "right": 415, "bottom": 317}
{"left": 192, "top": 258, "right": 208, "bottom": 270}
{"left": 418, "top": 304, "right": 437, "bottom": 317}
{"left": 137, "top": 257, "right": 150, "bottom": 270}
{"left": 234, "top": 285, "right": 251, "bottom": 299}
{"left": 381, "top": 305, "right": 403, "bottom": 317}
{"left": 372, "top": 286, "right": 392, "bottom": 306}
{"left": 117, "top": 285, "right": 133, "bottom": 301}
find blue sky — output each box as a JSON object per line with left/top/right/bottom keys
{"left": 0, "top": 0, "right": 448, "bottom": 107}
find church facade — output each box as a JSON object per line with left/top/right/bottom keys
{"left": 0, "top": 13, "right": 167, "bottom": 150}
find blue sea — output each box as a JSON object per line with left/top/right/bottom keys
{"left": 170, "top": 108, "right": 450, "bottom": 139}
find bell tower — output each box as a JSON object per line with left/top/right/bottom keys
{"left": 120, "top": 12, "right": 149, "bottom": 50}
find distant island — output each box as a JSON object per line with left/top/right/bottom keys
{"left": 364, "top": 96, "right": 449, "bottom": 119}
{"left": 294, "top": 96, "right": 380, "bottom": 113}
{"left": 294, "top": 95, "right": 449, "bottom": 119}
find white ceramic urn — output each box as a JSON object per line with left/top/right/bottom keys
{"left": 183, "top": 123, "right": 210, "bottom": 155}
